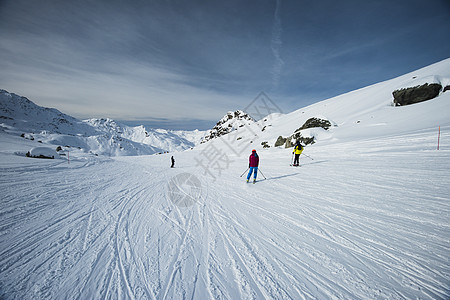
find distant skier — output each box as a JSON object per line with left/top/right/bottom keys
{"left": 292, "top": 142, "right": 303, "bottom": 166}
{"left": 171, "top": 156, "right": 175, "bottom": 168}
{"left": 247, "top": 149, "right": 259, "bottom": 183}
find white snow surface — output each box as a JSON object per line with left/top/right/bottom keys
{"left": 1, "top": 58, "right": 450, "bottom": 299}
{"left": 28, "top": 147, "right": 59, "bottom": 159}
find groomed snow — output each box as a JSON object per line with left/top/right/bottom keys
{"left": 0, "top": 124, "right": 449, "bottom": 299}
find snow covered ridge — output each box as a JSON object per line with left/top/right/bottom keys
{"left": 84, "top": 118, "right": 205, "bottom": 152}
{"left": 195, "top": 58, "right": 450, "bottom": 152}
{"left": 0, "top": 89, "right": 98, "bottom": 136}
{"left": 0, "top": 89, "right": 206, "bottom": 156}
{"left": 201, "top": 110, "right": 255, "bottom": 143}
{"left": 394, "top": 75, "right": 450, "bottom": 91}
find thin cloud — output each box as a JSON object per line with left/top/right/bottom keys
{"left": 270, "top": 0, "right": 284, "bottom": 90}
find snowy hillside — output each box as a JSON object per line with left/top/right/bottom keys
{"left": 0, "top": 59, "right": 449, "bottom": 299}
{"left": 0, "top": 90, "right": 206, "bottom": 156}
{"left": 207, "top": 58, "right": 450, "bottom": 152}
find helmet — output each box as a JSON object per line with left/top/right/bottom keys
{"left": 252, "top": 149, "right": 256, "bottom": 152}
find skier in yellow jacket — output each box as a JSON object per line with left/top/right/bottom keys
{"left": 292, "top": 142, "right": 303, "bottom": 166}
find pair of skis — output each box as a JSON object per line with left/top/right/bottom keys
{"left": 240, "top": 168, "right": 266, "bottom": 182}
{"left": 290, "top": 152, "right": 314, "bottom": 166}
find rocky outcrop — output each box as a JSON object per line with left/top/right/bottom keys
{"left": 392, "top": 83, "right": 442, "bottom": 106}
{"left": 295, "top": 117, "right": 332, "bottom": 131}
{"left": 277, "top": 117, "right": 334, "bottom": 148}
{"left": 201, "top": 110, "right": 255, "bottom": 143}
{"left": 274, "top": 136, "right": 286, "bottom": 147}
{"left": 288, "top": 133, "right": 314, "bottom": 147}
{"left": 284, "top": 139, "right": 293, "bottom": 148}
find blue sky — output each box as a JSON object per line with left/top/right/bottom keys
{"left": 1, "top": 0, "right": 449, "bottom": 130}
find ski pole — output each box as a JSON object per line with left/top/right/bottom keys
{"left": 302, "top": 153, "right": 314, "bottom": 160}
{"left": 240, "top": 168, "right": 250, "bottom": 177}
{"left": 258, "top": 168, "right": 267, "bottom": 180}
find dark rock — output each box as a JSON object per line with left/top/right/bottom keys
{"left": 284, "top": 139, "right": 293, "bottom": 148}
{"left": 261, "top": 141, "right": 270, "bottom": 148}
{"left": 299, "top": 137, "right": 315, "bottom": 145}
{"left": 36, "top": 155, "right": 54, "bottom": 159}
{"left": 282, "top": 117, "right": 332, "bottom": 146}
{"left": 295, "top": 117, "right": 331, "bottom": 132}
{"left": 274, "top": 136, "right": 286, "bottom": 147}
{"left": 291, "top": 131, "right": 315, "bottom": 146}
{"left": 393, "top": 83, "right": 442, "bottom": 106}
{"left": 443, "top": 85, "right": 450, "bottom": 93}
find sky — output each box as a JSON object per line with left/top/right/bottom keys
{"left": 1, "top": 0, "right": 449, "bottom": 130}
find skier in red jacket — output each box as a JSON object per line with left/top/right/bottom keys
{"left": 247, "top": 149, "right": 259, "bottom": 183}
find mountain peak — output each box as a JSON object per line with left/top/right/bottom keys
{"left": 201, "top": 110, "right": 255, "bottom": 143}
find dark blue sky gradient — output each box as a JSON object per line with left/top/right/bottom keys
{"left": 0, "top": 0, "right": 449, "bottom": 130}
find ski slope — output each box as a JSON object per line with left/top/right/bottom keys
{"left": 1, "top": 59, "right": 450, "bottom": 299}
{"left": 1, "top": 126, "right": 449, "bottom": 299}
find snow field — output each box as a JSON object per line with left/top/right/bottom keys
{"left": 1, "top": 126, "right": 449, "bottom": 299}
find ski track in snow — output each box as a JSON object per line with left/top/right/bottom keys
{"left": 1, "top": 129, "right": 450, "bottom": 299}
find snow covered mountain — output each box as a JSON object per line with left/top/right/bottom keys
{"left": 201, "top": 110, "right": 255, "bottom": 143}
{"left": 84, "top": 118, "right": 203, "bottom": 152}
{"left": 0, "top": 90, "right": 206, "bottom": 156}
{"left": 0, "top": 89, "right": 98, "bottom": 136}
